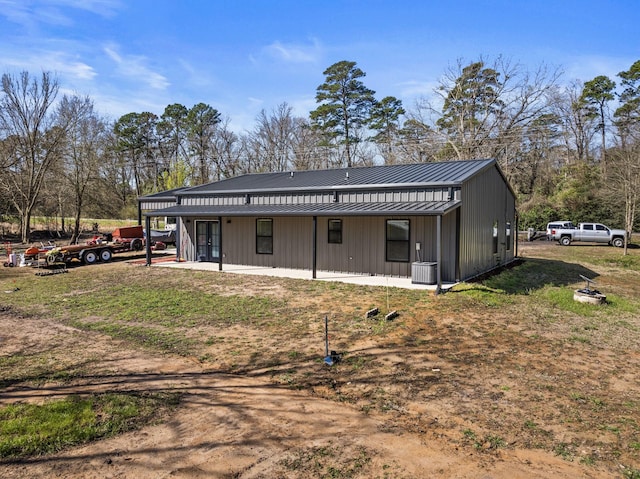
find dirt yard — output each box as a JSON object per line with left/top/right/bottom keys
{"left": 1, "top": 240, "right": 639, "bottom": 478}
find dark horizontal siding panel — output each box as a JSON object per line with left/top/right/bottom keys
{"left": 177, "top": 159, "right": 495, "bottom": 196}
{"left": 138, "top": 186, "right": 189, "bottom": 201}
{"left": 145, "top": 200, "right": 461, "bottom": 218}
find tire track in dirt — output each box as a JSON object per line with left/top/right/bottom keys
{"left": 0, "top": 313, "right": 601, "bottom": 478}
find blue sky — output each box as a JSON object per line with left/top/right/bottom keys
{"left": 1, "top": 0, "right": 638, "bottom": 132}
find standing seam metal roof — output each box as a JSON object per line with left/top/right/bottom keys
{"left": 178, "top": 159, "right": 496, "bottom": 195}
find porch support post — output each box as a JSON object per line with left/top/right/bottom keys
{"left": 218, "top": 216, "right": 223, "bottom": 271}
{"left": 312, "top": 216, "right": 317, "bottom": 279}
{"left": 436, "top": 214, "right": 442, "bottom": 295}
{"left": 174, "top": 217, "right": 181, "bottom": 262}
{"left": 145, "top": 214, "right": 152, "bottom": 266}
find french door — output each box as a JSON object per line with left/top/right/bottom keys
{"left": 196, "top": 220, "right": 220, "bottom": 262}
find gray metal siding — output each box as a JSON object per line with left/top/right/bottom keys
{"left": 218, "top": 217, "right": 313, "bottom": 269}
{"left": 140, "top": 199, "right": 176, "bottom": 210}
{"left": 178, "top": 212, "right": 459, "bottom": 280}
{"left": 458, "top": 166, "right": 516, "bottom": 280}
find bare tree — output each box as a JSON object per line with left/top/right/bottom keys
{"left": 210, "top": 117, "right": 243, "bottom": 179}
{"left": 0, "top": 71, "right": 68, "bottom": 242}
{"left": 291, "top": 118, "right": 326, "bottom": 170}
{"left": 249, "top": 103, "right": 299, "bottom": 172}
{"left": 606, "top": 143, "right": 640, "bottom": 254}
{"left": 57, "top": 95, "right": 108, "bottom": 243}
{"left": 550, "top": 81, "right": 599, "bottom": 164}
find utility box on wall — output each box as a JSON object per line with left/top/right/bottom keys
{"left": 411, "top": 261, "right": 437, "bottom": 285}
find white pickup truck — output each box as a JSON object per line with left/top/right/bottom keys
{"left": 551, "top": 222, "right": 627, "bottom": 247}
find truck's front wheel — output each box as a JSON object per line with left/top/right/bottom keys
{"left": 560, "top": 236, "right": 571, "bottom": 246}
{"left": 612, "top": 237, "right": 624, "bottom": 248}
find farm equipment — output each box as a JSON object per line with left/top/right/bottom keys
{"left": 24, "top": 225, "right": 166, "bottom": 267}
{"left": 3, "top": 242, "right": 17, "bottom": 267}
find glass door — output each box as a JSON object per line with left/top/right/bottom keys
{"left": 196, "top": 221, "right": 220, "bottom": 262}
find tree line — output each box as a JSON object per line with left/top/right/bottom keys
{"left": 1, "top": 57, "right": 639, "bottom": 244}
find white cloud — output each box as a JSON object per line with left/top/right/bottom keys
{"left": 564, "top": 54, "right": 634, "bottom": 83}
{"left": 0, "top": 48, "right": 97, "bottom": 81}
{"left": 0, "top": 0, "right": 121, "bottom": 29}
{"left": 263, "top": 39, "right": 322, "bottom": 64}
{"left": 104, "top": 43, "right": 170, "bottom": 90}
{"left": 177, "top": 59, "right": 216, "bottom": 88}
{"left": 397, "top": 80, "right": 438, "bottom": 98}
{"left": 47, "top": 0, "right": 121, "bottom": 17}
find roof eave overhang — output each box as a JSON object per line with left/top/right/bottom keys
{"left": 144, "top": 200, "right": 461, "bottom": 218}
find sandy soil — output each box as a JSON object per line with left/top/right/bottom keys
{"left": 1, "top": 240, "right": 637, "bottom": 478}
{"left": 0, "top": 314, "right": 592, "bottom": 479}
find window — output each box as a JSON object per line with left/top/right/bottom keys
{"left": 386, "top": 219, "right": 410, "bottom": 262}
{"left": 583, "top": 224, "right": 594, "bottom": 231}
{"left": 492, "top": 220, "right": 499, "bottom": 254}
{"left": 506, "top": 221, "right": 511, "bottom": 251}
{"left": 328, "top": 219, "right": 342, "bottom": 244}
{"left": 256, "top": 218, "right": 273, "bottom": 254}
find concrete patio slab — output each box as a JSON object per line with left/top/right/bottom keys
{"left": 151, "top": 257, "right": 454, "bottom": 291}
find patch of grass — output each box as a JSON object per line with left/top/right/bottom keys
{"left": 590, "top": 253, "right": 640, "bottom": 271}
{"left": 279, "top": 443, "right": 372, "bottom": 479}
{"left": 68, "top": 320, "right": 197, "bottom": 356}
{"left": 0, "top": 392, "right": 179, "bottom": 459}
{"left": 554, "top": 442, "right": 575, "bottom": 461}
{"left": 446, "top": 284, "right": 513, "bottom": 308}
{"left": 537, "top": 287, "right": 597, "bottom": 316}
{"left": 0, "top": 268, "right": 287, "bottom": 328}
{"left": 461, "top": 429, "right": 507, "bottom": 451}
{"left": 580, "top": 454, "right": 597, "bottom": 466}
{"left": 0, "top": 351, "right": 91, "bottom": 389}
{"left": 55, "top": 284, "right": 284, "bottom": 326}
{"left": 623, "top": 467, "right": 640, "bottom": 479}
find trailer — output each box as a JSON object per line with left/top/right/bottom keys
{"left": 44, "top": 241, "right": 133, "bottom": 266}
{"left": 27, "top": 225, "right": 165, "bottom": 267}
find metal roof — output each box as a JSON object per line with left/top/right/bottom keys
{"left": 177, "top": 159, "right": 496, "bottom": 195}
{"left": 144, "top": 199, "right": 461, "bottom": 218}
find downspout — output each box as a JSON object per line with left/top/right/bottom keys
{"left": 145, "top": 214, "right": 152, "bottom": 266}
{"left": 312, "top": 216, "right": 317, "bottom": 279}
{"left": 436, "top": 214, "right": 442, "bottom": 295}
{"left": 218, "top": 216, "right": 223, "bottom": 271}
{"left": 137, "top": 201, "right": 142, "bottom": 226}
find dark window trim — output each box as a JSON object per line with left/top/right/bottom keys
{"left": 385, "top": 219, "right": 410, "bottom": 263}
{"left": 256, "top": 218, "right": 273, "bottom": 255}
{"left": 328, "top": 218, "right": 342, "bottom": 244}
{"left": 506, "top": 221, "right": 512, "bottom": 251}
{"left": 492, "top": 220, "right": 499, "bottom": 254}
